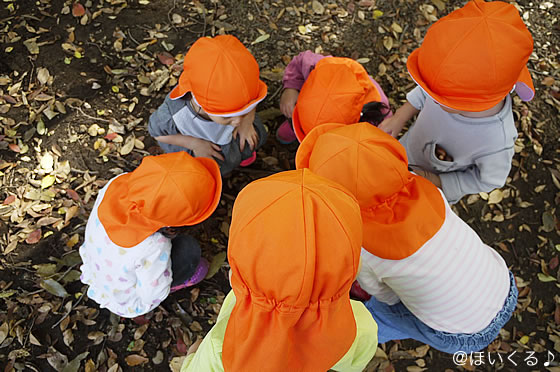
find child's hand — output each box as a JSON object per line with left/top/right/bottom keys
{"left": 190, "top": 137, "right": 225, "bottom": 161}
{"left": 411, "top": 167, "right": 442, "bottom": 188}
{"left": 233, "top": 110, "right": 258, "bottom": 152}
{"left": 378, "top": 102, "right": 419, "bottom": 137}
{"left": 378, "top": 116, "right": 407, "bottom": 138}
{"left": 280, "top": 88, "right": 299, "bottom": 118}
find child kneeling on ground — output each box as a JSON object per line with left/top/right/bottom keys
{"left": 181, "top": 169, "right": 378, "bottom": 371}
{"left": 296, "top": 123, "right": 517, "bottom": 353}
{"left": 277, "top": 51, "right": 392, "bottom": 144}
{"left": 79, "top": 152, "right": 222, "bottom": 318}
{"left": 149, "top": 35, "right": 268, "bottom": 175}
{"left": 380, "top": 0, "right": 534, "bottom": 204}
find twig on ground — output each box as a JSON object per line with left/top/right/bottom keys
{"left": 52, "top": 291, "right": 86, "bottom": 329}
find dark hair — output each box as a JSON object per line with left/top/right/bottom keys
{"left": 360, "top": 101, "right": 389, "bottom": 126}
{"left": 158, "top": 226, "right": 190, "bottom": 239}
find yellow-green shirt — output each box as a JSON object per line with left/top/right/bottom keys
{"left": 181, "top": 291, "right": 378, "bottom": 372}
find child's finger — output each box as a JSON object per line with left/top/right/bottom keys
{"left": 212, "top": 150, "right": 225, "bottom": 161}
{"left": 239, "top": 136, "right": 246, "bottom": 152}
{"left": 211, "top": 143, "right": 222, "bottom": 152}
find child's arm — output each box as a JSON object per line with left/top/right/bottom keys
{"left": 280, "top": 51, "right": 327, "bottom": 118}
{"left": 378, "top": 101, "right": 419, "bottom": 138}
{"left": 155, "top": 134, "right": 225, "bottom": 161}
{"left": 439, "top": 148, "right": 514, "bottom": 204}
{"left": 357, "top": 250, "right": 400, "bottom": 305}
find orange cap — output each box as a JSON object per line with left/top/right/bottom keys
{"left": 169, "top": 35, "right": 268, "bottom": 116}
{"left": 407, "top": 0, "right": 534, "bottom": 112}
{"left": 98, "top": 152, "right": 222, "bottom": 248}
{"left": 296, "top": 123, "right": 446, "bottom": 259}
{"left": 292, "top": 57, "right": 381, "bottom": 142}
{"left": 223, "top": 169, "right": 363, "bottom": 372}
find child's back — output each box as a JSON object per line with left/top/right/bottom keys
{"left": 181, "top": 169, "right": 378, "bottom": 372}
{"left": 296, "top": 122, "right": 517, "bottom": 353}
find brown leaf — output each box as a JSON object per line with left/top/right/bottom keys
{"left": 72, "top": 3, "right": 86, "bottom": 17}
{"left": 66, "top": 189, "right": 81, "bottom": 202}
{"left": 26, "top": 228, "right": 42, "bottom": 244}
{"left": 8, "top": 143, "right": 20, "bottom": 153}
{"left": 2, "top": 195, "right": 15, "bottom": 205}
{"left": 157, "top": 52, "right": 175, "bottom": 66}
{"left": 550, "top": 256, "right": 559, "bottom": 271}
{"left": 104, "top": 132, "right": 118, "bottom": 141}
{"left": 555, "top": 303, "right": 560, "bottom": 325}
{"left": 176, "top": 334, "right": 188, "bottom": 355}
{"left": 65, "top": 205, "right": 80, "bottom": 224}
{"left": 125, "top": 354, "right": 149, "bottom": 366}
{"left": 134, "top": 324, "right": 149, "bottom": 340}
{"left": 543, "top": 76, "right": 555, "bottom": 87}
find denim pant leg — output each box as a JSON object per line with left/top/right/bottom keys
{"left": 170, "top": 235, "right": 201, "bottom": 286}
{"left": 364, "top": 296, "right": 426, "bottom": 344}
{"left": 364, "top": 271, "right": 518, "bottom": 354}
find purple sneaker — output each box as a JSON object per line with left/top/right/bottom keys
{"left": 170, "top": 258, "right": 210, "bottom": 292}
{"left": 276, "top": 120, "right": 297, "bottom": 144}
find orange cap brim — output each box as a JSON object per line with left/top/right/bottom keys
{"left": 100, "top": 156, "right": 222, "bottom": 248}
{"left": 407, "top": 48, "right": 533, "bottom": 111}
{"left": 297, "top": 123, "right": 446, "bottom": 259}
{"left": 169, "top": 78, "right": 268, "bottom": 117}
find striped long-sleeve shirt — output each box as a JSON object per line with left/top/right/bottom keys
{"left": 357, "top": 193, "right": 511, "bottom": 334}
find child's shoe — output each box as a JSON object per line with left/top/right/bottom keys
{"left": 350, "top": 280, "right": 371, "bottom": 301}
{"left": 240, "top": 151, "right": 257, "bottom": 167}
{"left": 170, "top": 258, "right": 210, "bottom": 292}
{"left": 275, "top": 120, "right": 297, "bottom": 144}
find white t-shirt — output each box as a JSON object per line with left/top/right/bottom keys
{"left": 357, "top": 190, "right": 510, "bottom": 334}
{"left": 79, "top": 176, "right": 173, "bottom": 318}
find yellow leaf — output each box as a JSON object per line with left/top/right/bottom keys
{"left": 312, "top": 0, "right": 325, "bottom": 14}
{"left": 298, "top": 25, "right": 307, "bottom": 34}
{"left": 111, "top": 85, "right": 119, "bottom": 93}
{"left": 391, "top": 22, "right": 403, "bottom": 33}
{"left": 251, "top": 34, "right": 270, "bottom": 45}
{"left": 383, "top": 36, "right": 393, "bottom": 51}
{"left": 519, "top": 335, "right": 529, "bottom": 344}
{"left": 120, "top": 136, "right": 135, "bottom": 155}
{"left": 487, "top": 189, "right": 503, "bottom": 204}
{"left": 74, "top": 50, "right": 82, "bottom": 58}
{"left": 41, "top": 175, "right": 56, "bottom": 189}
{"left": 373, "top": 9, "right": 383, "bottom": 19}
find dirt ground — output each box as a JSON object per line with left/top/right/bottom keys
{"left": 0, "top": 0, "right": 559, "bottom": 371}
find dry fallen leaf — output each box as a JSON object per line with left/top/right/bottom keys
{"left": 125, "top": 354, "right": 149, "bottom": 366}
{"left": 26, "top": 228, "right": 42, "bottom": 244}
{"left": 72, "top": 3, "right": 86, "bottom": 17}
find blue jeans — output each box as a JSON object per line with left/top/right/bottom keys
{"left": 364, "top": 271, "right": 518, "bottom": 354}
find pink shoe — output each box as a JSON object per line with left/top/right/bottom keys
{"left": 170, "top": 258, "right": 209, "bottom": 292}
{"left": 239, "top": 151, "right": 257, "bottom": 167}
{"left": 350, "top": 280, "right": 371, "bottom": 301}
{"left": 276, "top": 120, "right": 297, "bottom": 144}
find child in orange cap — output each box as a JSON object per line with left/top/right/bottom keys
{"left": 181, "top": 169, "right": 378, "bottom": 372}
{"left": 379, "top": 0, "right": 534, "bottom": 204}
{"left": 296, "top": 123, "right": 517, "bottom": 353}
{"left": 276, "top": 51, "right": 392, "bottom": 144}
{"left": 148, "top": 35, "right": 268, "bottom": 175}
{"left": 79, "top": 152, "right": 222, "bottom": 318}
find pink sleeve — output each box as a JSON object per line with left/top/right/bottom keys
{"left": 282, "top": 51, "right": 329, "bottom": 90}
{"left": 369, "top": 77, "right": 393, "bottom": 118}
